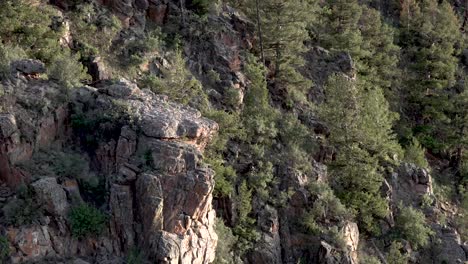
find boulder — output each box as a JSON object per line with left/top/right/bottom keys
{"left": 31, "top": 177, "right": 68, "bottom": 217}
{"left": 7, "top": 225, "right": 56, "bottom": 263}
{"left": 10, "top": 59, "right": 46, "bottom": 75}
{"left": 87, "top": 56, "right": 110, "bottom": 82}
{"left": 392, "top": 163, "right": 433, "bottom": 206}
{"left": 340, "top": 222, "right": 359, "bottom": 264}
{"left": 0, "top": 113, "right": 18, "bottom": 138}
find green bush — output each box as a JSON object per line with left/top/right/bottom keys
{"left": 360, "top": 255, "right": 382, "bottom": 264}
{"left": 69, "top": 203, "right": 107, "bottom": 238}
{"left": 233, "top": 181, "right": 259, "bottom": 254}
{"left": 54, "top": 151, "right": 89, "bottom": 179}
{"left": 0, "top": 0, "right": 63, "bottom": 64}
{"left": 307, "top": 182, "right": 351, "bottom": 223}
{"left": 404, "top": 137, "right": 428, "bottom": 168}
{"left": 0, "top": 235, "right": 10, "bottom": 263}
{"left": 387, "top": 241, "right": 408, "bottom": 264}
{"left": 394, "top": 204, "right": 434, "bottom": 249}
{"left": 214, "top": 218, "right": 238, "bottom": 264}
{"left": 0, "top": 43, "right": 27, "bottom": 79}
{"left": 186, "top": 0, "right": 212, "bottom": 16}
{"left": 116, "top": 29, "right": 163, "bottom": 71}
{"left": 47, "top": 52, "right": 90, "bottom": 89}
{"left": 140, "top": 48, "right": 209, "bottom": 110}
{"left": 70, "top": 3, "right": 122, "bottom": 56}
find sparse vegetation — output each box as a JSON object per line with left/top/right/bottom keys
{"left": 47, "top": 52, "right": 90, "bottom": 89}
{"left": 404, "top": 138, "right": 429, "bottom": 169}
{"left": 214, "top": 218, "right": 238, "bottom": 264}
{"left": 0, "top": 235, "right": 9, "bottom": 264}
{"left": 394, "top": 204, "right": 434, "bottom": 249}
{"left": 69, "top": 203, "right": 107, "bottom": 238}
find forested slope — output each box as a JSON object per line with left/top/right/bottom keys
{"left": 0, "top": 0, "right": 467, "bottom": 263}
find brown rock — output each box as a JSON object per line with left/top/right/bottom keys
{"left": 136, "top": 173, "right": 164, "bottom": 248}
{"left": 7, "top": 225, "right": 56, "bottom": 263}
{"left": 147, "top": 4, "right": 168, "bottom": 24}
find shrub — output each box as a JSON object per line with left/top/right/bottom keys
{"left": 0, "top": 0, "right": 63, "bottom": 63}
{"left": 394, "top": 204, "right": 434, "bottom": 249}
{"left": 307, "top": 182, "right": 351, "bottom": 222}
{"left": 186, "top": 0, "right": 212, "bottom": 16}
{"left": 0, "top": 44, "right": 27, "bottom": 79}
{"left": 116, "top": 29, "right": 163, "bottom": 71}
{"left": 420, "top": 193, "right": 434, "bottom": 209}
{"left": 69, "top": 203, "right": 107, "bottom": 238}
{"left": 360, "top": 255, "right": 382, "bottom": 264}
{"left": 233, "top": 181, "right": 259, "bottom": 254}
{"left": 70, "top": 3, "right": 122, "bottom": 56}
{"left": 404, "top": 137, "right": 428, "bottom": 168}
{"left": 214, "top": 218, "right": 238, "bottom": 264}
{"left": 302, "top": 212, "right": 322, "bottom": 235}
{"left": 140, "top": 48, "right": 209, "bottom": 110}
{"left": 387, "top": 241, "right": 408, "bottom": 264}
{"left": 53, "top": 151, "right": 89, "bottom": 179}
{"left": 47, "top": 52, "right": 90, "bottom": 89}
{"left": 0, "top": 235, "right": 10, "bottom": 263}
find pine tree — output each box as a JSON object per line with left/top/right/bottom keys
{"left": 242, "top": 0, "right": 315, "bottom": 106}
{"left": 399, "top": 0, "right": 463, "bottom": 153}
{"left": 316, "top": 0, "right": 363, "bottom": 58}
{"left": 358, "top": 6, "right": 400, "bottom": 93}
{"left": 319, "top": 74, "right": 401, "bottom": 233}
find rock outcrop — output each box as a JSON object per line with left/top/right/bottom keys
{"left": 391, "top": 163, "right": 434, "bottom": 207}
{"left": 1, "top": 70, "right": 218, "bottom": 263}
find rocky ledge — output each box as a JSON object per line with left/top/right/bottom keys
{"left": 0, "top": 68, "right": 218, "bottom": 263}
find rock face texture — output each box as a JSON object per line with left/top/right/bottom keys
{"left": 1, "top": 73, "right": 218, "bottom": 263}
{"left": 392, "top": 163, "right": 434, "bottom": 206}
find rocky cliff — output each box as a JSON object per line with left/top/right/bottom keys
{"left": 0, "top": 66, "right": 218, "bottom": 263}
{"left": 0, "top": 0, "right": 467, "bottom": 264}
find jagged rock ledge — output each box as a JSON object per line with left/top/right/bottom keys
{"left": 0, "top": 71, "right": 218, "bottom": 263}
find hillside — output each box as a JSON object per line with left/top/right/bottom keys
{"left": 0, "top": 0, "right": 467, "bottom": 263}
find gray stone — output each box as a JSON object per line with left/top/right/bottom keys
{"left": 0, "top": 113, "right": 17, "bottom": 138}
{"left": 136, "top": 173, "right": 164, "bottom": 248}
{"left": 10, "top": 59, "right": 46, "bottom": 75}
{"left": 31, "top": 177, "right": 68, "bottom": 217}
{"left": 109, "top": 184, "right": 135, "bottom": 251}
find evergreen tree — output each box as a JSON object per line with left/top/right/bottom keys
{"left": 319, "top": 74, "right": 401, "bottom": 233}
{"left": 358, "top": 6, "right": 400, "bottom": 93}
{"left": 399, "top": 0, "right": 463, "bottom": 153}
{"left": 315, "top": 0, "right": 363, "bottom": 58}
{"left": 242, "top": 0, "right": 315, "bottom": 106}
